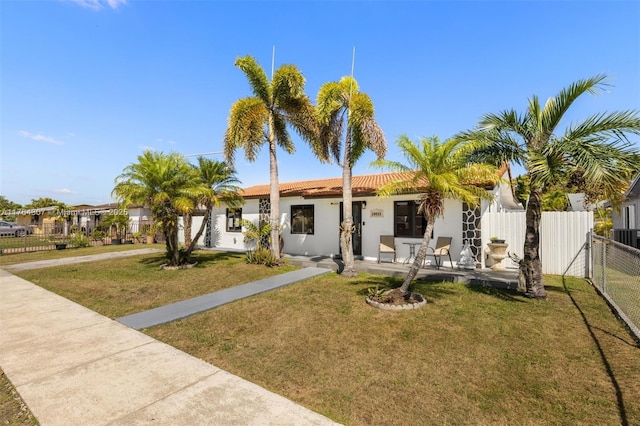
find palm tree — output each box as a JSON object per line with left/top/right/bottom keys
{"left": 457, "top": 74, "right": 640, "bottom": 298}
{"left": 224, "top": 55, "right": 321, "bottom": 262}
{"left": 113, "top": 151, "right": 206, "bottom": 266}
{"left": 316, "top": 76, "right": 386, "bottom": 277}
{"left": 375, "top": 136, "right": 497, "bottom": 295}
{"left": 183, "top": 157, "right": 243, "bottom": 257}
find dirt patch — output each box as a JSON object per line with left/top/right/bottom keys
{"left": 366, "top": 288, "right": 427, "bottom": 310}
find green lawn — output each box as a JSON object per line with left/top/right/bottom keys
{"left": 13, "top": 250, "right": 297, "bottom": 318}
{"left": 0, "top": 369, "right": 38, "bottom": 425}
{"left": 146, "top": 275, "right": 640, "bottom": 425}
{"left": 5, "top": 250, "right": 639, "bottom": 425}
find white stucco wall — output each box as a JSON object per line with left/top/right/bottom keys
{"left": 203, "top": 195, "right": 466, "bottom": 264}
{"left": 177, "top": 216, "right": 207, "bottom": 247}
{"left": 127, "top": 207, "right": 152, "bottom": 222}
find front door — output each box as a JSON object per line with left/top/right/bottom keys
{"left": 339, "top": 201, "right": 363, "bottom": 257}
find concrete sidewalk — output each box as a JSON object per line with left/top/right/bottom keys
{"left": 0, "top": 269, "right": 338, "bottom": 425}
{"left": 3, "top": 247, "right": 163, "bottom": 271}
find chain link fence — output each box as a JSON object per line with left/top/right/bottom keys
{"left": 591, "top": 234, "right": 640, "bottom": 341}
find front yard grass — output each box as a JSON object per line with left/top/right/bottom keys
{"left": 146, "top": 275, "right": 640, "bottom": 425}
{"left": 13, "top": 250, "right": 297, "bottom": 318}
{"left": 7, "top": 251, "right": 639, "bottom": 425}
{"left": 0, "top": 369, "right": 38, "bottom": 425}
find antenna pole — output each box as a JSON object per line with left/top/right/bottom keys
{"left": 271, "top": 45, "right": 275, "bottom": 81}
{"left": 349, "top": 46, "right": 355, "bottom": 97}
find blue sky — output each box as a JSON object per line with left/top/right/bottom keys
{"left": 1, "top": 0, "right": 639, "bottom": 206}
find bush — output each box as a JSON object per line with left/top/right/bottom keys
{"left": 70, "top": 233, "right": 90, "bottom": 248}
{"left": 90, "top": 230, "right": 106, "bottom": 241}
{"left": 245, "top": 248, "right": 279, "bottom": 267}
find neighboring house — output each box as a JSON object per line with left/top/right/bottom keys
{"left": 194, "top": 170, "right": 523, "bottom": 267}
{"left": 612, "top": 173, "right": 640, "bottom": 249}
{"left": 13, "top": 203, "right": 153, "bottom": 236}
{"left": 13, "top": 206, "right": 62, "bottom": 235}
{"left": 567, "top": 193, "right": 594, "bottom": 212}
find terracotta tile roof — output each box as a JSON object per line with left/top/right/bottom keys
{"left": 240, "top": 170, "right": 500, "bottom": 199}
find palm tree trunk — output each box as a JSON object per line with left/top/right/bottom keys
{"left": 185, "top": 207, "right": 210, "bottom": 258}
{"left": 162, "top": 218, "right": 180, "bottom": 266}
{"left": 521, "top": 187, "right": 546, "bottom": 299}
{"left": 340, "top": 132, "right": 357, "bottom": 278}
{"left": 183, "top": 213, "right": 192, "bottom": 248}
{"left": 268, "top": 115, "right": 281, "bottom": 261}
{"left": 399, "top": 219, "right": 435, "bottom": 293}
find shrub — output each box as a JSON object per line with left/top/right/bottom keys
{"left": 245, "top": 248, "right": 278, "bottom": 267}
{"left": 70, "top": 233, "right": 90, "bottom": 248}
{"left": 90, "top": 230, "right": 106, "bottom": 241}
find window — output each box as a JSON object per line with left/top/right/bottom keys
{"left": 226, "top": 208, "right": 242, "bottom": 232}
{"left": 394, "top": 201, "right": 426, "bottom": 238}
{"left": 291, "top": 205, "right": 314, "bottom": 234}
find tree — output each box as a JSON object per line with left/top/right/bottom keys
{"left": 316, "top": 76, "right": 386, "bottom": 277}
{"left": 183, "top": 157, "right": 243, "bottom": 258}
{"left": 374, "top": 136, "right": 496, "bottom": 296}
{"left": 224, "top": 55, "right": 320, "bottom": 262}
{"left": 112, "top": 151, "right": 206, "bottom": 267}
{"left": 0, "top": 196, "right": 22, "bottom": 221}
{"left": 458, "top": 74, "right": 640, "bottom": 298}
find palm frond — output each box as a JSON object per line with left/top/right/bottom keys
{"left": 540, "top": 74, "right": 608, "bottom": 136}
{"left": 272, "top": 64, "right": 307, "bottom": 106}
{"left": 563, "top": 110, "right": 640, "bottom": 143}
{"left": 235, "top": 55, "right": 271, "bottom": 105}
{"left": 224, "top": 97, "right": 268, "bottom": 163}
{"left": 272, "top": 113, "right": 295, "bottom": 154}
{"left": 375, "top": 135, "right": 496, "bottom": 211}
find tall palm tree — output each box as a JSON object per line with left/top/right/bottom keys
{"left": 113, "top": 151, "right": 206, "bottom": 266}
{"left": 224, "top": 55, "right": 320, "bottom": 262}
{"left": 183, "top": 157, "right": 243, "bottom": 257}
{"left": 458, "top": 74, "right": 640, "bottom": 298}
{"left": 316, "top": 76, "right": 386, "bottom": 277}
{"left": 375, "top": 136, "right": 497, "bottom": 294}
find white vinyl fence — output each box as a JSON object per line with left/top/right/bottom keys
{"left": 481, "top": 211, "right": 594, "bottom": 277}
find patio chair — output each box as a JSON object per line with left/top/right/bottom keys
{"left": 425, "top": 236, "right": 453, "bottom": 269}
{"left": 378, "top": 235, "right": 397, "bottom": 263}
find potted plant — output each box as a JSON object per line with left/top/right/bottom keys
{"left": 487, "top": 237, "right": 509, "bottom": 270}
{"left": 143, "top": 223, "right": 156, "bottom": 244}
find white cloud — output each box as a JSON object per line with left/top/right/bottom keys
{"left": 139, "top": 145, "right": 156, "bottom": 152}
{"left": 67, "top": 0, "right": 126, "bottom": 10}
{"left": 18, "top": 130, "right": 64, "bottom": 146}
{"left": 54, "top": 188, "right": 74, "bottom": 194}
{"left": 167, "top": 140, "right": 176, "bottom": 145}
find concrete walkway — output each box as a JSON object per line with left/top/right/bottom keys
{"left": 0, "top": 267, "right": 338, "bottom": 425}
{"left": 3, "top": 247, "right": 163, "bottom": 271}
{"left": 117, "top": 267, "right": 330, "bottom": 329}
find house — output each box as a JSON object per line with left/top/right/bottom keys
{"left": 12, "top": 203, "right": 153, "bottom": 237}
{"left": 13, "top": 206, "right": 63, "bottom": 235}
{"left": 612, "top": 173, "right": 640, "bottom": 249}
{"left": 187, "top": 170, "right": 524, "bottom": 267}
